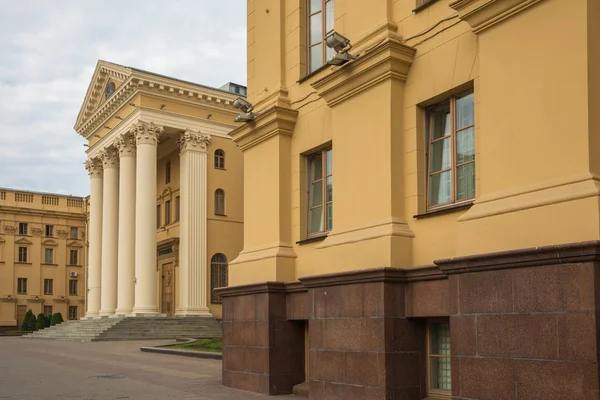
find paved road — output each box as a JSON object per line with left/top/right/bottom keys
{"left": 0, "top": 337, "right": 304, "bottom": 400}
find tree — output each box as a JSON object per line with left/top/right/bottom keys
{"left": 21, "top": 309, "right": 33, "bottom": 331}
{"left": 36, "top": 313, "right": 46, "bottom": 331}
{"left": 50, "top": 312, "right": 64, "bottom": 326}
{"left": 27, "top": 315, "right": 37, "bottom": 331}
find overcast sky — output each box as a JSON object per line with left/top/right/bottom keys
{"left": 0, "top": 1, "right": 246, "bottom": 197}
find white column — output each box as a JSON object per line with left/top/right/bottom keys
{"left": 84, "top": 158, "right": 103, "bottom": 317}
{"left": 99, "top": 147, "right": 119, "bottom": 316}
{"left": 115, "top": 134, "right": 136, "bottom": 315}
{"left": 132, "top": 122, "right": 163, "bottom": 314}
{"left": 176, "top": 130, "right": 212, "bottom": 316}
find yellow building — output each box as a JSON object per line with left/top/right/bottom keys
{"left": 74, "top": 61, "right": 243, "bottom": 319}
{"left": 0, "top": 189, "right": 87, "bottom": 329}
{"left": 218, "top": 0, "right": 600, "bottom": 399}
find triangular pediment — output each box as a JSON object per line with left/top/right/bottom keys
{"left": 15, "top": 238, "right": 33, "bottom": 245}
{"left": 74, "top": 60, "right": 133, "bottom": 132}
{"left": 42, "top": 239, "right": 59, "bottom": 247}
{"left": 67, "top": 241, "right": 84, "bottom": 248}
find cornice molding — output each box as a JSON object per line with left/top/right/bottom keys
{"left": 42, "top": 239, "right": 59, "bottom": 247}
{"left": 311, "top": 36, "right": 416, "bottom": 107}
{"left": 15, "top": 237, "right": 33, "bottom": 245}
{"left": 449, "top": 0, "right": 544, "bottom": 33}
{"left": 229, "top": 106, "right": 299, "bottom": 152}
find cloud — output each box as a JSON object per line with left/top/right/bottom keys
{"left": 0, "top": 1, "right": 246, "bottom": 196}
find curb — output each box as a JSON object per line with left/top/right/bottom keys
{"left": 140, "top": 338, "right": 222, "bottom": 360}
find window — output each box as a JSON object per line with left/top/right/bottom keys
{"left": 18, "top": 223, "right": 28, "bottom": 235}
{"left": 44, "top": 279, "right": 53, "bottom": 295}
{"left": 210, "top": 254, "right": 228, "bottom": 303}
{"left": 308, "top": 0, "right": 335, "bottom": 73}
{"left": 214, "top": 149, "right": 225, "bottom": 169}
{"left": 175, "top": 196, "right": 180, "bottom": 221}
{"left": 69, "top": 250, "right": 78, "bottom": 266}
{"left": 68, "top": 306, "right": 78, "bottom": 320}
{"left": 165, "top": 200, "right": 172, "bottom": 225}
{"left": 70, "top": 227, "right": 78, "bottom": 240}
{"left": 69, "top": 280, "right": 78, "bottom": 296}
{"left": 44, "top": 248, "right": 54, "bottom": 264}
{"left": 44, "top": 305, "right": 53, "bottom": 317}
{"left": 308, "top": 148, "right": 333, "bottom": 235}
{"left": 428, "top": 320, "right": 452, "bottom": 397}
{"left": 157, "top": 204, "right": 161, "bottom": 228}
{"left": 18, "top": 247, "right": 28, "bottom": 263}
{"left": 165, "top": 160, "right": 171, "bottom": 184}
{"left": 17, "top": 278, "right": 27, "bottom": 294}
{"left": 427, "top": 91, "right": 475, "bottom": 209}
{"left": 45, "top": 225, "right": 53, "bottom": 237}
{"left": 215, "top": 189, "right": 226, "bottom": 216}
{"left": 104, "top": 82, "right": 115, "bottom": 99}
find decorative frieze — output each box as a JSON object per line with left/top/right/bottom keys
{"left": 178, "top": 130, "right": 211, "bottom": 152}
{"left": 100, "top": 147, "right": 120, "bottom": 169}
{"left": 31, "top": 228, "right": 43, "bottom": 237}
{"left": 85, "top": 158, "right": 103, "bottom": 177}
{"left": 3, "top": 226, "right": 15, "bottom": 235}
{"left": 132, "top": 122, "right": 163, "bottom": 146}
{"left": 57, "top": 230, "right": 69, "bottom": 239}
{"left": 116, "top": 134, "right": 136, "bottom": 158}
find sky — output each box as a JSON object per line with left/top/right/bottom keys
{"left": 0, "top": 1, "right": 246, "bottom": 197}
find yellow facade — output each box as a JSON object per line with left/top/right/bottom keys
{"left": 0, "top": 189, "right": 87, "bottom": 328}
{"left": 229, "top": 0, "right": 600, "bottom": 285}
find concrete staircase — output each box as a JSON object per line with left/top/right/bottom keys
{"left": 23, "top": 316, "right": 222, "bottom": 341}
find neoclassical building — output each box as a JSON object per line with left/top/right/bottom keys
{"left": 75, "top": 61, "right": 243, "bottom": 319}
{"left": 0, "top": 188, "right": 87, "bottom": 330}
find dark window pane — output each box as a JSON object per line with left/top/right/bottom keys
{"left": 429, "top": 171, "right": 452, "bottom": 206}
{"left": 430, "top": 103, "right": 451, "bottom": 140}
{"left": 311, "top": 153, "right": 323, "bottom": 181}
{"left": 430, "top": 138, "right": 452, "bottom": 172}
{"left": 326, "top": 203, "right": 333, "bottom": 231}
{"left": 311, "top": 182, "right": 323, "bottom": 207}
{"left": 309, "top": 207, "right": 323, "bottom": 233}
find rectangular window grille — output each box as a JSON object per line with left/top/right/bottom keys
{"left": 0, "top": 191, "right": 6, "bottom": 200}
{"left": 17, "top": 278, "right": 27, "bottom": 294}
{"left": 67, "top": 198, "right": 83, "bottom": 208}
{"left": 18, "top": 223, "right": 28, "bottom": 235}
{"left": 44, "top": 305, "right": 53, "bottom": 317}
{"left": 18, "top": 247, "right": 28, "bottom": 262}
{"left": 69, "top": 250, "right": 78, "bottom": 265}
{"left": 428, "top": 320, "right": 452, "bottom": 396}
{"left": 210, "top": 259, "right": 228, "bottom": 304}
{"left": 70, "top": 227, "right": 78, "bottom": 239}
{"left": 68, "top": 306, "right": 78, "bottom": 320}
{"left": 15, "top": 193, "right": 33, "bottom": 203}
{"left": 69, "top": 280, "right": 78, "bottom": 296}
{"left": 44, "top": 279, "right": 53, "bottom": 295}
{"left": 308, "top": 148, "right": 333, "bottom": 235}
{"left": 44, "top": 248, "right": 54, "bottom": 264}
{"left": 41, "top": 195, "right": 59, "bottom": 205}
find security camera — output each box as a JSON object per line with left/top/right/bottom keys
{"left": 234, "top": 113, "right": 257, "bottom": 123}
{"left": 328, "top": 52, "right": 358, "bottom": 66}
{"left": 233, "top": 97, "right": 254, "bottom": 114}
{"left": 325, "top": 31, "right": 352, "bottom": 53}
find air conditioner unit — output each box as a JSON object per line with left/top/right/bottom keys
{"left": 69, "top": 271, "right": 78, "bottom": 277}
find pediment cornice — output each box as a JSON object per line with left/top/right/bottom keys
{"left": 67, "top": 241, "right": 83, "bottom": 248}
{"left": 41, "top": 239, "right": 59, "bottom": 247}
{"left": 15, "top": 237, "right": 33, "bottom": 245}
{"left": 449, "top": 0, "right": 544, "bottom": 33}
{"left": 75, "top": 61, "right": 242, "bottom": 140}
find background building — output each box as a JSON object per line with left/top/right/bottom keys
{"left": 219, "top": 0, "right": 600, "bottom": 399}
{"left": 74, "top": 61, "right": 243, "bottom": 319}
{"left": 0, "top": 188, "right": 87, "bottom": 330}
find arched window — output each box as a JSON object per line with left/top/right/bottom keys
{"left": 214, "top": 149, "right": 225, "bottom": 169}
{"left": 215, "top": 189, "right": 225, "bottom": 215}
{"left": 210, "top": 253, "right": 228, "bottom": 303}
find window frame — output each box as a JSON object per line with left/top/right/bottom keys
{"left": 157, "top": 204, "right": 162, "bottom": 228}
{"left": 69, "top": 279, "right": 78, "bottom": 296}
{"left": 44, "top": 278, "right": 53, "bottom": 295}
{"left": 69, "top": 249, "right": 78, "bottom": 266}
{"left": 426, "top": 319, "right": 452, "bottom": 398}
{"left": 165, "top": 200, "right": 172, "bottom": 225}
{"left": 45, "top": 225, "right": 53, "bottom": 237}
{"left": 214, "top": 149, "right": 226, "bottom": 169}
{"left": 165, "top": 160, "right": 171, "bottom": 184}
{"left": 18, "top": 246, "right": 28, "bottom": 263}
{"left": 307, "top": 147, "right": 333, "bottom": 237}
{"left": 214, "top": 189, "right": 226, "bottom": 216}
{"left": 307, "top": 0, "right": 335, "bottom": 74}
{"left": 44, "top": 305, "right": 53, "bottom": 317}
{"left": 175, "top": 196, "right": 180, "bottom": 221}
{"left": 68, "top": 306, "right": 78, "bottom": 320}
{"left": 18, "top": 223, "right": 28, "bottom": 235}
{"left": 17, "top": 278, "right": 27, "bottom": 294}
{"left": 70, "top": 227, "right": 78, "bottom": 240}
{"left": 44, "top": 248, "right": 54, "bottom": 264}
{"left": 210, "top": 253, "right": 228, "bottom": 304}
{"left": 426, "top": 90, "right": 475, "bottom": 211}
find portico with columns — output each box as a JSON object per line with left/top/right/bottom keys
{"left": 76, "top": 61, "right": 244, "bottom": 319}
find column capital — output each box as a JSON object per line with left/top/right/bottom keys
{"left": 116, "top": 134, "right": 136, "bottom": 158}
{"left": 132, "top": 121, "right": 163, "bottom": 146}
{"left": 100, "top": 147, "right": 120, "bottom": 169}
{"left": 178, "top": 130, "right": 211, "bottom": 153}
{"left": 85, "top": 158, "right": 103, "bottom": 177}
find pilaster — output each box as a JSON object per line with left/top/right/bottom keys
{"left": 176, "top": 130, "right": 212, "bottom": 316}
{"left": 84, "top": 157, "right": 103, "bottom": 317}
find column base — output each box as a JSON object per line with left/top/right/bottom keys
{"left": 98, "top": 310, "right": 116, "bottom": 317}
{"left": 126, "top": 313, "right": 167, "bottom": 318}
{"left": 114, "top": 309, "right": 133, "bottom": 316}
{"left": 131, "top": 306, "right": 160, "bottom": 314}
{"left": 84, "top": 312, "right": 99, "bottom": 318}
{"left": 175, "top": 307, "right": 213, "bottom": 317}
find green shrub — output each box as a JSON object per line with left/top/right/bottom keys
{"left": 36, "top": 313, "right": 46, "bottom": 331}
{"left": 50, "top": 312, "right": 64, "bottom": 326}
{"left": 21, "top": 309, "right": 33, "bottom": 331}
{"left": 28, "top": 315, "right": 37, "bottom": 331}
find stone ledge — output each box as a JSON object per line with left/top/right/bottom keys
{"left": 140, "top": 340, "right": 222, "bottom": 360}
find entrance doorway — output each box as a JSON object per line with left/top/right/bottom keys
{"left": 16, "top": 305, "right": 26, "bottom": 328}
{"left": 161, "top": 262, "right": 174, "bottom": 316}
